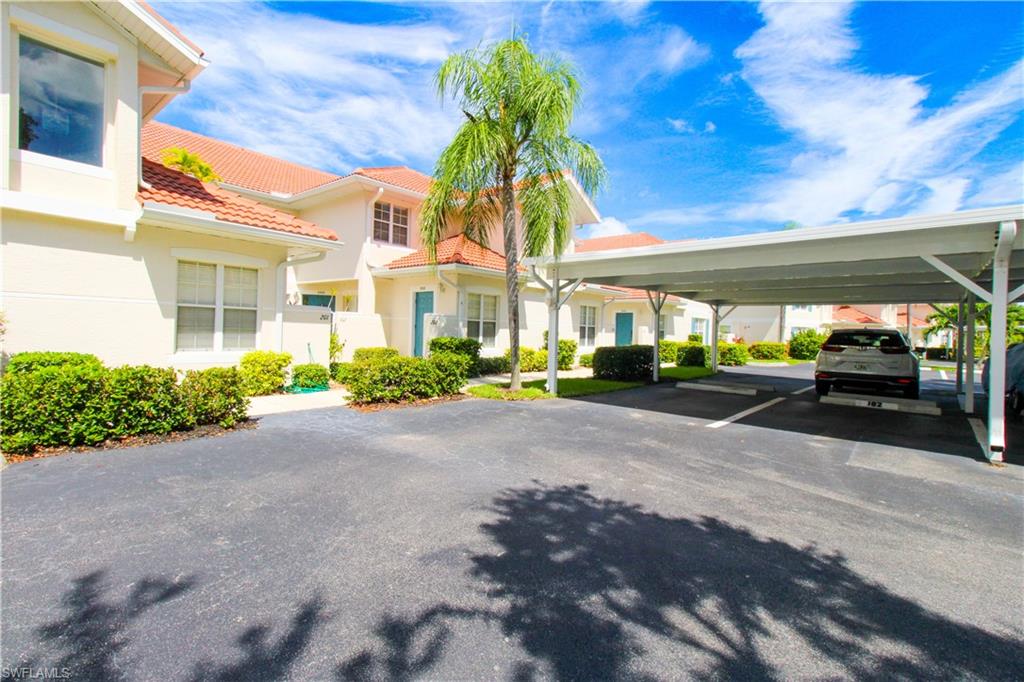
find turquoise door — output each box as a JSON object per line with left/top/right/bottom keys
{"left": 615, "top": 312, "right": 633, "bottom": 346}
{"left": 413, "top": 291, "right": 434, "bottom": 357}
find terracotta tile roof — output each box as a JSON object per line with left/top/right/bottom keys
{"left": 897, "top": 309, "right": 930, "bottom": 328}
{"left": 597, "top": 284, "right": 682, "bottom": 303}
{"left": 384, "top": 234, "right": 521, "bottom": 272}
{"left": 832, "top": 305, "right": 885, "bottom": 325}
{"left": 352, "top": 166, "right": 433, "bottom": 194}
{"left": 575, "top": 232, "right": 665, "bottom": 252}
{"left": 139, "top": 159, "right": 337, "bottom": 241}
{"left": 142, "top": 122, "right": 341, "bottom": 195}
{"left": 138, "top": 1, "right": 204, "bottom": 56}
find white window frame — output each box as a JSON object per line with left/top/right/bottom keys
{"left": 691, "top": 317, "right": 708, "bottom": 342}
{"left": 658, "top": 314, "right": 667, "bottom": 341}
{"left": 466, "top": 291, "right": 499, "bottom": 348}
{"left": 579, "top": 304, "right": 597, "bottom": 347}
{"left": 372, "top": 201, "right": 410, "bottom": 246}
{"left": 175, "top": 259, "right": 260, "bottom": 353}
{"left": 10, "top": 8, "right": 116, "bottom": 173}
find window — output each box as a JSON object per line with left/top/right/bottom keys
{"left": 579, "top": 305, "right": 597, "bottom": 346}
{"left": 302, "top": 294, "right": 336, "bottom": 311}
{"left": 467, "top": 293, "right": 498, "bottom": 347}
{"left": 18, "top": 37, "right": 104, "bottom": 166}
{"left": 790, "top": 326, "right": 812, "bottom": 338}
{"left": 373, "top": 202, "right": 409, "bottom": 246}
{"left": 658, "top": 315, "right": 667, "bottom": 340}
{"left": 790, "top": 304, "right": 814, "bottom": 312}
{"left": 176, "top": 261, "right": 258, "bottom": 352}
{"left": 691, "top": 317, "right": 708, "bottom": 341}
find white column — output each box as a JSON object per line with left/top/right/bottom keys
{"left": 546, "top": 275, "right": 560, "bottom": 395}
{"left": 987, "top": 221, "right": 1016, "bottom": 461}
{"left": 710, "top": 304, "right": 720, "bottom": 372}
{"left": 965, "top": 293, "right": 976, "bottom": 414}
{"left": 648, "top": 292, "right": 664, "bottom": 383}
{"left": 955, "top": 299, "right": 965, "bottom": 394}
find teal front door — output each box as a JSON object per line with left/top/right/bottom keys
{"left": 413, "top": 291, "right": 434, "bottom": 357}
{"left": 615, "top": 312, "right": 633, "bottom": 346}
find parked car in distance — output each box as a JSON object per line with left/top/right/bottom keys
{"left": 814, "top": 328, "right": 920, "bottom": 399}
{"left": 982, "top": 343, "right": 1024, "bottom": 420}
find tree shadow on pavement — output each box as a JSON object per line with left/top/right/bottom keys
{"left": 341, "top": 482, "right": 1024, "bottom": 680}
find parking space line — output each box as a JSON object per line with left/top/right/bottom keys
{"left": 967, "top": 417, "right": 988, "bottom": 457}
{"left": 707, "top": 397, "right": 787, "bottom": 429}
{"left": 939, "top": 370, "right": 949, "bottom": 381}
{"left": 791, "top": 385, "right": 815, "bottom": 395}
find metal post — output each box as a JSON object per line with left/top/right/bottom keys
{"left": 710, "top": 304, "right": 720, "bottom": 373}
{"left": 955, "top": 298, "right": 964, "bottom": 394}
{"left": 905, "top": 303, "right": 912, "bottom": 340}
{"left": 986, "top": 221, "right": 1016, "bottom": 461}
{"left": 546, "top": 268, "right": 560, "bottom": 395}
{"left": 647, "top": 292, "right": 665, "bottom": 383}
{"left": 966, "top": 293, "right": 976, "bottom": 414}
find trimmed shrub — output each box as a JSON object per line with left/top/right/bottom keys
{"left": 291, "top": 363, "right": 330, "bottom": 389}
{"left": 429, "top": 337, "right": 482, "bottom": 376}
{"left": 346, "top": 356, "right": 441, "bottom": 404}
{"left": 788, "top": 329, "right": 827, "bottom": 360}
{"left": 331, "top": 362, "right": 355, "bottom": 384}
{"left": 717, "top": 342, "right": 750, "bottom": 367}
{"left": 107, "top": 365, "right": 190, "bottom": 438}
{"left": 6, "top": 351, "right": 103, "bottom": 375}
{"left": 925, "top": 347, "right": 953, "bottom": 361}
{"left": 428, "top": 351, "right": 471, "bottom": 395}
{"left": 1, "top": 364, "right": 111, "bottom": 452}
{"left": 352, "top": 346, "right": 400, "bottom": 364}
{"left": 477, "top": 356, "right": 511, "bottom": 375}
{"left": 505, "top": 347, "right": 547, "bottom": 372}
{"left": 677, "top": 342, "right": 710, "bottom": 367}
{"left": 687, "top": 333, "right": 703, "bottom": 343}
{"left": 749, "top": 341, "right": 787, "bottom": 361}
{"left": 579, "top": 352, "right": 594, "bottom": 369}
{"left": 239, "top": 350, "right": 292, "bottom": 396}
{"left": 180, "top": 367, "right": 249, "bottom": 428}
{"left": 542, "top": 332, "right": 580, "bottom": 371}
{"left": 593, "top": 345, "right": 654, "bottom": 381}
{"left": 659, "top": 340, "right": 681, "bottom": 365}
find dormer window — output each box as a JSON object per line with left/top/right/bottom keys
{"left": 373, "top": 202, "right": 409, "bottom": 246}
{"left": 18, "top": 36, "right": 104, "bottom": 167}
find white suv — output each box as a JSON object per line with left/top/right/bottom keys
{"left": 814, "top": 328, "right": 920, "bottom": 399}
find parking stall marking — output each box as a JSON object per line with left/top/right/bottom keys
{"left": 707, "top": 397, "right": 787, "bottom": 429}
{"left": 791, "top": 385, "right": 816, "bottom": 395}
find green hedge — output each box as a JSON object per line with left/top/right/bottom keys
{"left": 504, "top": 347, "right": 547, "bottom": 372}
{"left": 593, "top": 345, "right": 654, "bottom": 381}
{"left": 346, "top": 353, "right": 469, "bottom": 404}
{"left": 542, "top": 332, "right": 579, "bottom": 370}
{"left": 5, "top": 351, "right": 103, "bottom": 375}
{"left": 717, "top": 342, "right": 750, "bottom": 366}
{"left": 352, "top": 346, "right": 400, "bottom": 364}
{"left": 659, "top": 340, "right": 681, "bottom": 365}
{"left": 477, "top": 356, "right": 511, "bottom": 375}
{"left": 677, "top": 342, "right": 709, "bottom": 367}
{"left": 788, "top": 329, "right": 827, "bottom": 360}
{"left": 579, "top": 352, "right": 594, "bottom": 369}
{"left": 687, "top": 333, "right": 703, "bottom": 343}
{"left": 1, "top": 363, "right": 248, "bottom": 454}
{"left": 925, "top": 347, "right": 954, "bottom": 361}
{"left": 429, "top": 337, "right": 482, "bottom": 373}
{"left": 291, "top": 363, "right": 330, "bottom": 389}
{"left": 748, "top": 342, "right": 786, "bottom": 361}
{"left": 239, "top": 350, "right": 292, "bottom": 396}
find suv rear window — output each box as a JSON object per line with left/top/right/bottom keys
{"left": 825, "top": 331, "right": 908, "bottom": 349}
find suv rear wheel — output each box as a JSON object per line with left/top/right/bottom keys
{"left": 815, "top": 380, "right": 830, "bottom": 396}
{"left": 903, "top": 381, "right": 919, "bottom": 400}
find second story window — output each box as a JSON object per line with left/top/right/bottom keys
{"left": 373, "top": 202, "right": 409, "bottom": 246}
{"left": 18, "top": 36, "right": 104, "bottom": 167}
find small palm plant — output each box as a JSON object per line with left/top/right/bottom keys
{"left": 161, "top": 147, "right": 221, "bottom": 182}
{"left": 421, "top": 37, "right": 606, "bottom": 389}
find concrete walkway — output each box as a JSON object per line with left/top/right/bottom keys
{"left": 247, "top": 387, "right": 349, "bottom": 416}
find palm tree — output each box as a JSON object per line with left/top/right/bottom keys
{"left": 421, "top": 37, "right": 606, "bottom": 389}
{"left": 161, "top": 147, "right": 221, "bottom": 182}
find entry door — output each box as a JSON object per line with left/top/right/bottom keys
{"left": 413, "top": 291, "right": 434, "bottom": 357}
{"left": 615, "top": 312, "right": 633, "bottom": 346}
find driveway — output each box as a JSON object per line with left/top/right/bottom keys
{"left": 2, "top": 370, "right": 1022, "bottom": 680}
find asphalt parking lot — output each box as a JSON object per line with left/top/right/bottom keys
{"left": 2, "top": 364, "right": 1022, "bottom": 680}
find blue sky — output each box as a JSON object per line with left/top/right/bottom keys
{"left": 153, "top": 1, "right": 1023, "bottom": 240}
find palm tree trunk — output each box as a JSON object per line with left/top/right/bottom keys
{"left": 502, "top": 177, "right": 521, "bottom": 390}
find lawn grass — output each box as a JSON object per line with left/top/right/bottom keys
{"left": 467, "top": 384, "right": 553, "bottom": 400}
{"left": 658, "top": 366, "right": 715, "bottom": 381}
{"left": 524, "top": 377, "right": 644, "bottom": 397}
{"left": 748, "top": 358, "right": 814, "bottom": 365}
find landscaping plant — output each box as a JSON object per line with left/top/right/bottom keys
{"left": 291, "top": 363, "right": 331, "bottom": 390}
{"left": 788, "top": 329, "right": 828, "bottom": 360}
{"left": 239, "top": 350, "right": 292, "bottom": 396}
{"left": 504, "top": 347, "right": 547, "bottom": 373}
{"left": 659, "top": 340, "right": 681, "bottom": 365}
{"left": 592, "top": 345, "right": 654, "bottom": 381}
{"left": 351, "top": 347, "right": 400, "bottom": 364}
{"left": 717, "top": 342, "right": 750, "bottom": 367}
{"left": 429, "top": 337, "right": 482, "bottom": 375}
{"left": 179, "top": 367, "right": 249, "bottom": 428}
{"left": 677, "top": 342, "right": 710, "bottom": 368}
{"left": 477, "top": 356, "right": 511, "bottom": 375}
{"left": 346, "top": 353, "right": 469, "bottom": 404}
{"left": 5, "top": 351, "right": 103, "bottom": 374}
{"left": 543, "top": 332, "right": 579, "bottom": 370}
{"left": 106, "top": 365, "right": 191, "bottom": 438}
{"left": 579, "top": 353, "right": 594, "bottom": 369}
{"left": 749, "top": 342, "right": 787, "bottom": 361}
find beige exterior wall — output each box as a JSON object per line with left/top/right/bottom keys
{"left": 1, "top": 211, "right": 325, "bottom": 370}
{"left": 726, "top": 305, "right": 833, "bottom": 343}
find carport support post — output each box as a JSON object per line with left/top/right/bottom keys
{"left": 531, "top": 265, "right": 583, "bottom": 396}
{"left": 646, "top": 291, "right": 667, "bottom": 382}
{"left": 955, "top": 299, "right": 964, "bottom": 394}
{"left": 710, "top": 304, "right": 720, "bottom": 373}
{"left": 965, "top": 293, "right": 976, "bottom": 414}
{"left": 986, "top": 220, "right": 1016, "bottom": 461}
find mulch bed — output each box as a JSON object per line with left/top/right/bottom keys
{"left": 348, "top": 393, "right": 468, "bottom": 413}
{"left": 3, "top": 420, "right": 259, "bottom": 465}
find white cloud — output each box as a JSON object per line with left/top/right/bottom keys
{"left": 657, "top": 27, "right": 710, "bottom": 75}
{"left": 703, "top": 121, "right": 717, "bottom": 134}
{"left": 584, "top": 217, "right": 633, "bottom": 238}
{"left": 967, "top": 162, "right": 1024, "bottom": 206}
{"left": 667, "top": 118, "right": 693, "bottom": 133}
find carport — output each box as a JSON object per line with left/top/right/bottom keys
{"left": 530, "top": 205, "right": 1024, "bottom": 462}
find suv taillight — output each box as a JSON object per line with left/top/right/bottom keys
{"left": 821, "top": 344, "right": 844, "bottom": 352}
{"left": 879, "top": 347, "right": 910, "bottom": 354}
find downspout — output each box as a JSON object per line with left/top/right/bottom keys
{"left": 276, "top": 250, "right": 327, "bottom": 351}
{"left": 137, "top": 81, "right": 191, "bottom": 190}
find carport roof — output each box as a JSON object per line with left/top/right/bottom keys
{"left": 532, "top": 205, "right": 1024, "bottom": 305}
